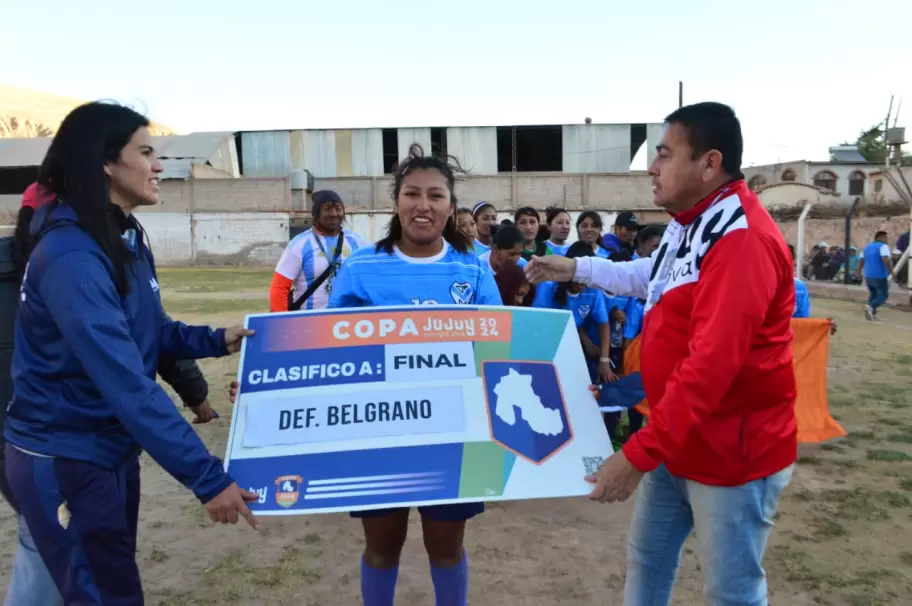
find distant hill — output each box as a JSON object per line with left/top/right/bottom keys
{"left": 0, "top": 84, "right": 174, "bottom": 138}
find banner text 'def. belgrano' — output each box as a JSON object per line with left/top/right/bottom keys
{"left": 224, "top": 306, "right": 613, "bottom": 515}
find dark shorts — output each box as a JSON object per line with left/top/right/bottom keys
{"left": 5, "top": 445, "right": 143, "bottom": 605}
{"left": 350, "top": 502, "right": 485, "bottom": 522}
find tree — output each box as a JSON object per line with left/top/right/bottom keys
{"left": 838, "top": 125, "right": 911, "bottom": 165}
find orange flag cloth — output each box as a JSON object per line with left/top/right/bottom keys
{"left": 623, "top": 317, "right": 846, "bottom": 444}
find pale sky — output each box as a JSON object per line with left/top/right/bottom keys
{"left": 2, "top": 0, "right": 910, "bottom": 167}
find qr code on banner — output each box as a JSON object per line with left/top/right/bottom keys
{"left": 582, "top": 456, "right": 605, "bottom": 475}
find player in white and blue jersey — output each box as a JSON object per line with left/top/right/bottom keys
{"left": 544, "top": 208, "right": 572, "bottom": 256}
{"left": 477, "top": 223, "right": 527, "bottom": 274}
{"left": 328, "top": 143, "right": 501, "bottom": 606}
{"left": 269, "top": 190, "right": 369, "bottom": 312}
{"left": 472, "top": 201, "right": 498, "bottom": 256}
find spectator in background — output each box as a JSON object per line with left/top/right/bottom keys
{"left": 577, "top": 211, "right": 611, "bottom": 258}
{"left": 601, "top": 211, "right": 639, "bottom": 260}
{"left": 857, "top": 230, "right": 893, "bottom": 321}
{"left": 809, "top": 242, "right": 830, "bottom": 280}
{"left": 494, "top": 263, "right": 533, "bottom": 306}
{"left": 455, "top": 208, "right": 477, "bottom": 244}
{"left": 514, "top": 207, "right": 550, "bottom": 260}
{"left": 478, "top": 224, "right": 527, "bottom": 274}
{"left": 270, "top": 190, "right": 368, "bottom": 312}
{"left": 845, "top": 246, "right": 860, "bottom": 283}
{"left": 472, "top": 201, "right": 498, "bottom": 255}
{"left": 544, "top": 208, "right": 572, "bottom": 255}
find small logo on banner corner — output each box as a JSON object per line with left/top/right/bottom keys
{"left": 274, "top": 475, "right": 304, "bottom": 508}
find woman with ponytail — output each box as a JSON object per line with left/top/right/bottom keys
{"left": 5, "top": 102, "right": 257, "bottom": 604}
{"left": 328, "top": 143, "right": 502, "bottom": 606}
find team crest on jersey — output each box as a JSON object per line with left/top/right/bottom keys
{"left": 274, "top": 475, "right": 303, "bottom": 508}
{"left": 578, "top": 304, "right": 591, "bottom": 318}
{"left": 449, "top": 281, "right": 474, "bottom": 304}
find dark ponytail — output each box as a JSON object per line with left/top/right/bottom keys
{"left": 554, "top": 241, "right": 595, "bottom": 307}
{"left": 376, "top": 143, "right": 471, "bottom": 254}
{"left": 38, "top": 102, "right": 149, "bottom": 297}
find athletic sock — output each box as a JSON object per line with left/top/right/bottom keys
{"left": 430, "top": 553, "right": 469, "bottom": 606}
{"left": 361, "top": 557, "right": 399, "bottom": 606}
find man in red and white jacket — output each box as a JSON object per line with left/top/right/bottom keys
{"left": 527, "top": 102, "right": 796, "bottom": 606}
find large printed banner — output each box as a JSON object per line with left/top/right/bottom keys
{"left": 224, "top": 306, "right": 614, "bottom": 516}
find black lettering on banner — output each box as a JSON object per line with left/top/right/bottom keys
{"left": 327, "top": 406, "right": 339, "bottom": 426}
{"left": 420, "top": 399, "right": 432, "bottom": 418}
{"left": 406, "top": 400, "right": 418, "bottom": 417}
{"left": 364, "top": 402, "right": 376, "bottom": 422}
{"left": 279, "top": 410, "right": 291, "bottom": 430}
{"left": 378, "top": 401, "right": 390, "bottom": 421}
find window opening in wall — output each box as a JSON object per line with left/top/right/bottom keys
{"left": 496, "top": 126, "right": 563, "bottom": 172}
{"left": 0, "top": 167, "right": 40, "bottom": 195}
{"left": 875, "top": 179, "right": 883, "bottom": 193}
{"left": 382, "top": 129, "right": 399, "bottom": 174}
{"left": 629, "top": 124, "right": 647, "bottom": 164}
{"left": 747, "top": 175, "right": 767, "bottom": 191}
{"left": 848, "top": 170, "right": 865, "bottom": 196}
{"left": 812, "top": 170, "right": 837, "bottom": 192}
{"left": 781, "top": 168, "right": 796, "bottom": 182}
{"left": 430, "top": 127, "right": 447, "bottom": 158}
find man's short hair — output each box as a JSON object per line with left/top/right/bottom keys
{"left": 875, "top": 230, "right": 889, "bottom": 240}
{"left": 664, "top": 102, "right": 743, "bottom": 178}
{"left": 492, "top": 224, "right": 524, "bottom": 249}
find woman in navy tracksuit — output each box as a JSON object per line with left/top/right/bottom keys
{"left": 4, "top": 102, "right": 257, "bottom": 605}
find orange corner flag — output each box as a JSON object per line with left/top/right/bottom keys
{"left": 623, "top": 318, "right": 846, "bottom": 444}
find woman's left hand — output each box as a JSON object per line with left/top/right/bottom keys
{"left": 588, "top": 384, "right": 601, "bottom": 401}
{"left": 224, "top": 326, "right": 255, "bottom": 354}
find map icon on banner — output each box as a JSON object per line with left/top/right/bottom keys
{"left": 223, "top": 305, "right": 613, "bottom": 516}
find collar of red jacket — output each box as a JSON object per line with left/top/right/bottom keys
{"left": 668, "top": 178, "right": 748, "bottom": 226}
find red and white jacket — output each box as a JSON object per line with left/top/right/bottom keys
{"left": 575, "top": 179, "right": 797, "bottom": 486}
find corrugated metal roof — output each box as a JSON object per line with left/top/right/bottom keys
{"left": 0, "top": 132, "right": 236, "bottom": 174}
{"left": 153, "top": 132, "right": 235, "bottom": 161}
{"left": 0, "top": 137, "right": 51, "bottom": 167}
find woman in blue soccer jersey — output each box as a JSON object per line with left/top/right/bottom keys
{"left": 328, "top": 144, "right": 502, "bottom": 606}
{"left": 576, "top": 211, "right": 612, "bottom": 258}
{"left": 532, "top": 241, "right": 616, "bottom": 383}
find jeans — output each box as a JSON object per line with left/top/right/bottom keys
{"left": 866, "top": 277, "right": 889, "bottom": 311}
{"left": 623, "top": 463, "right": 793, "bottom": 606}
{"left": 4, "top": 515, "right": 63, "bottom": 606}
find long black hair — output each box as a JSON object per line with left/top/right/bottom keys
{"left": 376, "top": 143, "right": 471, "bottom": 254}
{"left": 38, "top": 102, "right": 149, "bottom": 296}
{"left": 554, "top": 240, "right": 595, "bottom": 307}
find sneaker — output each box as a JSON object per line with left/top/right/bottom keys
{"left": 864, "top": 305, "right": 874, "bottom": 321}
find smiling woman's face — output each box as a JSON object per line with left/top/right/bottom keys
{"left": 104, "top": 126, "right": 163, "bottom": 210}
{"left": 395, "top": 168, "right": 453, "bottom": 249}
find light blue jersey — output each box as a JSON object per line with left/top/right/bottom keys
{"left": 545, "top": 241, "right": 571, "bottom": 256}
{"left": 595, "top": 246, "right": 611, "bottom": 259}
{"left": 532, "top": 282, "right": 608, "bottom": 329}
{"left": 328, "top": 241, "right": 503, "bottom": 308}
{"left": 473, "top": 240, "right": 491, "bottom": 257}
{"left": 477, "top": 250, "right": 527, "bottom": 274}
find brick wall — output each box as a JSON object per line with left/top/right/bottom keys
{"left": 313, "top": 172, "right": 655, "bottom": 211}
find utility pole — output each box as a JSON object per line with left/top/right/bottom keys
{"left": 678, "top": 81, "right": 683, "bottom": 108}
